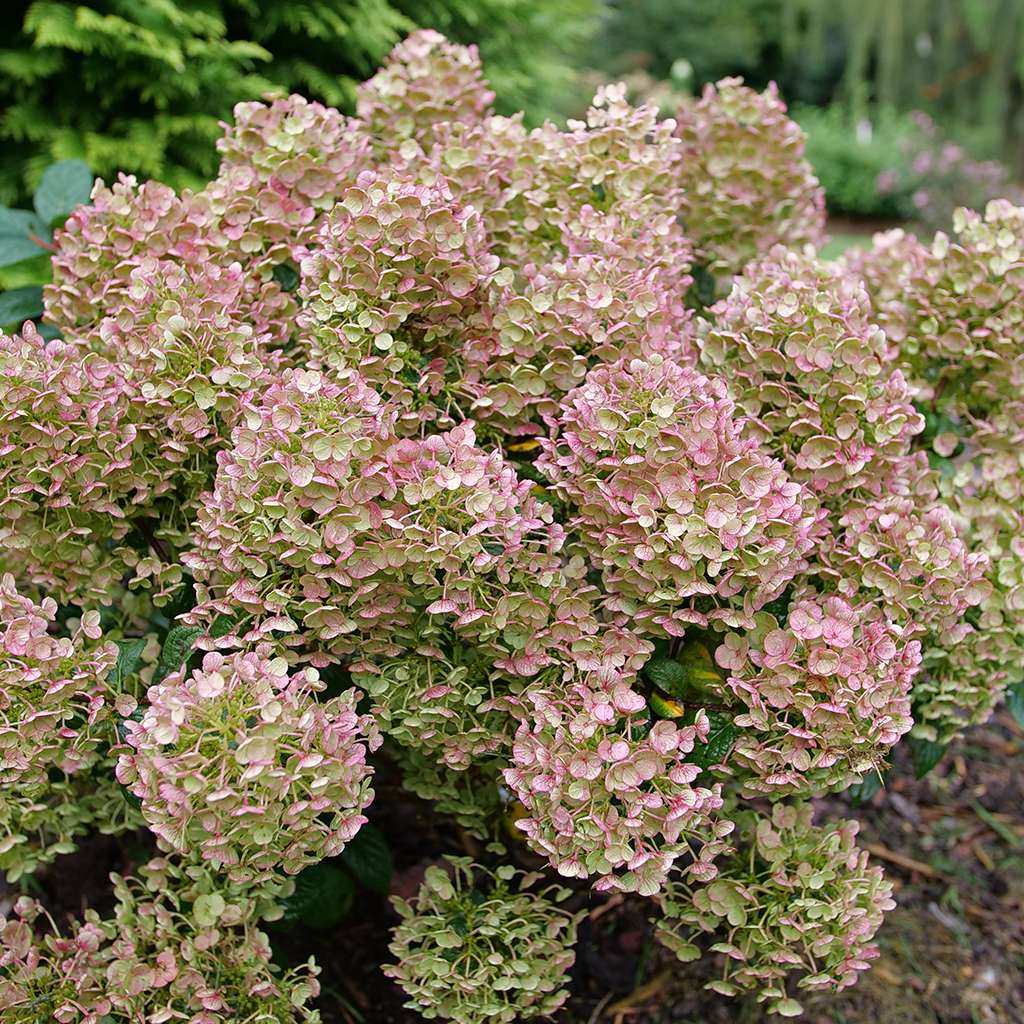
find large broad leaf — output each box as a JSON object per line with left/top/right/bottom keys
{"left": 282, "top": 861, "right": 355, "bottom": 929}
{"left": 0, "top": 285, "right": 43, "bottom": 328}
{"left": 644, "top": 656, "right": 688, "bottom": 696}
{"left": 1006, "top": 680, "right": 1024, "bottom": 729}
{"left": 0, "top": 207, "right": 48, "bottom": 268}
{"left": 109, "top": 637, "right": 147, "bottom": 688}
{"left": 153, "top": 624, "right": 203, "bottom": 683}
{"left": 846, "top": 771, "right": 887, "bottom": 807}
{"left": 909, "top": 736, "right": 947, "bottom": 779}
{"left": 340, "top": 823, "right": 392, "bottom": 893}
{"left": 643, "top": 639, "right": 723, "bottom": 701}
{"left": 688, "top": 711, "right": 737, "bottom": 771}
{"left": 33, "top": 160, "right": 93, "bottom": 229}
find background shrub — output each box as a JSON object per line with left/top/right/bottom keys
{"left": 0, "top": 0, "right": 597, "bottom": 205}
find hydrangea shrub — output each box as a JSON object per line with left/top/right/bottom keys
{"left": 0, "top": 29, "right": 1020, "bottom": 1024}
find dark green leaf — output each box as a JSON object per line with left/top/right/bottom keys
{"left": 0, "top": 207, "right": 49, "bottom": 267}
{"left": 272, "top": 261, "right": 300, "bottom": 292}
{"left": 37, "top": 322, "right": 62, "bottom": 340}
{"left": 688, "top": 711, "right": 737, "bottom": 770}
{"left": 690, "top": 264, "right": 718, "bottom": 309}
{"left": 1006, "top": 681, "right": 1024, "bottom": 729}
{"left": 847, "top": 771, "right": 887, "bottom": 807}
{"left": 209, "top": 613, "right": 237, "bottom": 639}
{"left": 643, "top": 640, "right": 723, "bottom": 701}
{"left": 0, "top": 286, "right": 43, "bottom": 328}
{"left": 109, "top": 637, "right": 147, "bottom": 687}
{"left": 644, "top": 656, "right": 688, "bottom": 696}
{"left": 909, "top": 737, "right": 947, "bottom": 779}
{"left": 33, "top": 160, "right": 93, "bottom": 229}
{"left": 281, "top": 861, "right": 354, "bottom": 929}
{"left": 154, "top": 625, "right": 203, "bottom": 683}
{"left": 340, "top": 823, "right": 392, "bottom": 893}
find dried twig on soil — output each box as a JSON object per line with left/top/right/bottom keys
{"left": 863, "top": 841, "right": 944, "bottom": 878}
{"left": 602, "top": 970, "right": 671, "bottom": 1017}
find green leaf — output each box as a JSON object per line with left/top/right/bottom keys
{"left": 1006, "top": 681, "right": 1024, "bottom": 729}
{"left": 340, "top": 823, "right": 392, "bottom": 893}
{"left": 282, "top": 861, "right": 355, "bottom": 929}
{"left": 689, "top": 711, "right": 737, "bottom": 770}
{"left": 0, "top": 207, "right": 49, "bottom": 268}
{"left": 847, "top": 771, "right": 887, "bottom": 807}
{"left": 0, "top": 286, "right": 43, "bottom": 328}
{"left": 644, "top": 656, "right": 688, "bottom": 695}
{"left": 33, "top": 160, "right": 93, "bottom": 229}
{"left": 109, "top": 637, "right": 147, "bottom": 687}
{"left": 272, "top": 261, "right": 300, "bottom": 292}
{"left": 690, "top": 263, "right": 718, "bottom": 308}
{"left": 209, "top": 613, "right": 236, "bottom": 639}
{"left": 153, "top": 624, "right": 203, "bottom": 683}
{"left": 643, "top": 640, "right": 723, "bottom": 700}
{"left": 909, "top": 737, "right": 947, "bottom": 779}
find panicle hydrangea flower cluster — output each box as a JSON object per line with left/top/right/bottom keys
{"left": 912, "top": 406, "right": 1024, "bottom": 738}
{"left": 699, "top": 247, "right": 924, "bottom": 500}
{"left": 0, "top": 859, "right": 320, "bottom": 1023}
{"left": 477, "top": 213, "right": 696, "bottom": 431}
{"left": 656, "top": 803, "right": 894, "bottom": 1018}
{"left": 0, "top": 576, "right": 145, "bottom": 881}
{"left": 674, "top": 78, "right": 826, "bottom": 274}
{"left": 839, "top": 227, "right": 929, "bottom": 356}
{"left": 116, "top": 648, "right": 380, "bottom": 881}
{"left": 357, "top": 30, "right": 495, "bottom": 152}
{"left": 0, "top": 324, "right": 177, "bottom": 603}
{"left": 5, "top": 27, "right": 1021, "bottom": 1023}
{"left": 43, "top": 176, "right": 215, "bottom": 333}
{"left": 216, "top": 93, "right": 372, "bottom": 221}
{"left": 846, "top": 205, "right": 1024, "bottom": 738}
{"left": 521, "top": 85, "right": 684, "bottom": 248}
{"left": 819, "top": 496, "right": 991, "bottom": 644}
{"left": 504, "top": 678, "right": 733, "bottom": 895}
{"left": 0, "top": 574, "right": 117, "bottom": 783}
{"left": 385, "top": 859, "right": 580, "bottom": 1024}
{"left": 91, "top": 256, "right": 275, "bottom": 434}
{"left": 296, "top": 177, "right": 501, "bottom": 429}
{"left": 538, "top": 356, "right": 818, "bottom": 635}
{"left": 186, "top": 376, "right": 568, "bottom": 665}
{"left": 714, "top": 596, "right": 920, "bottom": 794}
{"left": 874, "top": 201, "right": 1024, "bottom": 417}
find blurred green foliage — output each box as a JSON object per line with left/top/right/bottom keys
{"left": 587, "top": 0, "right": 843, "bottom": 106}
{"left": 589, "top": 0, "right": 1024, "bottom": 220}
{"left": 0, "top": 0, "right": 597, "bottom": 205}
{"left": 793, "top": 106, "right": 912, "bottom": 218}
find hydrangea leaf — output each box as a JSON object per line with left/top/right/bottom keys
{"left": 909, "top": 736, "right": 947, "bottom": 779}
{"left": 153, "top": 624, "right": 203, "bottom": 683}
{"left": 0, "top": 285, "right": 43, "bottom": 328}
{"left": 0, "top": 207, "right": 49, "bottom": 268}
{"left": 644, "top": 640, "right": 722, "bottom": 701}
{"left": 33, "top": 159, "right": 93, "bottom": 229}
{"left": 1006, "top": 681, "right": 1024, "bottom": 729}
{"left": 689, "top": 711, "right": 738, "bottom": 770}
{"left": 846, "top": 771, "right": 887, "bottom": 807}
{"left": 109, "top": 637, "right": 147, "bottom": 687}
{"left": 340, "top": 822, "right": 392, "bottom": 893}
{"left": 282, "top": 861, "right": 355, "bottom": 929}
